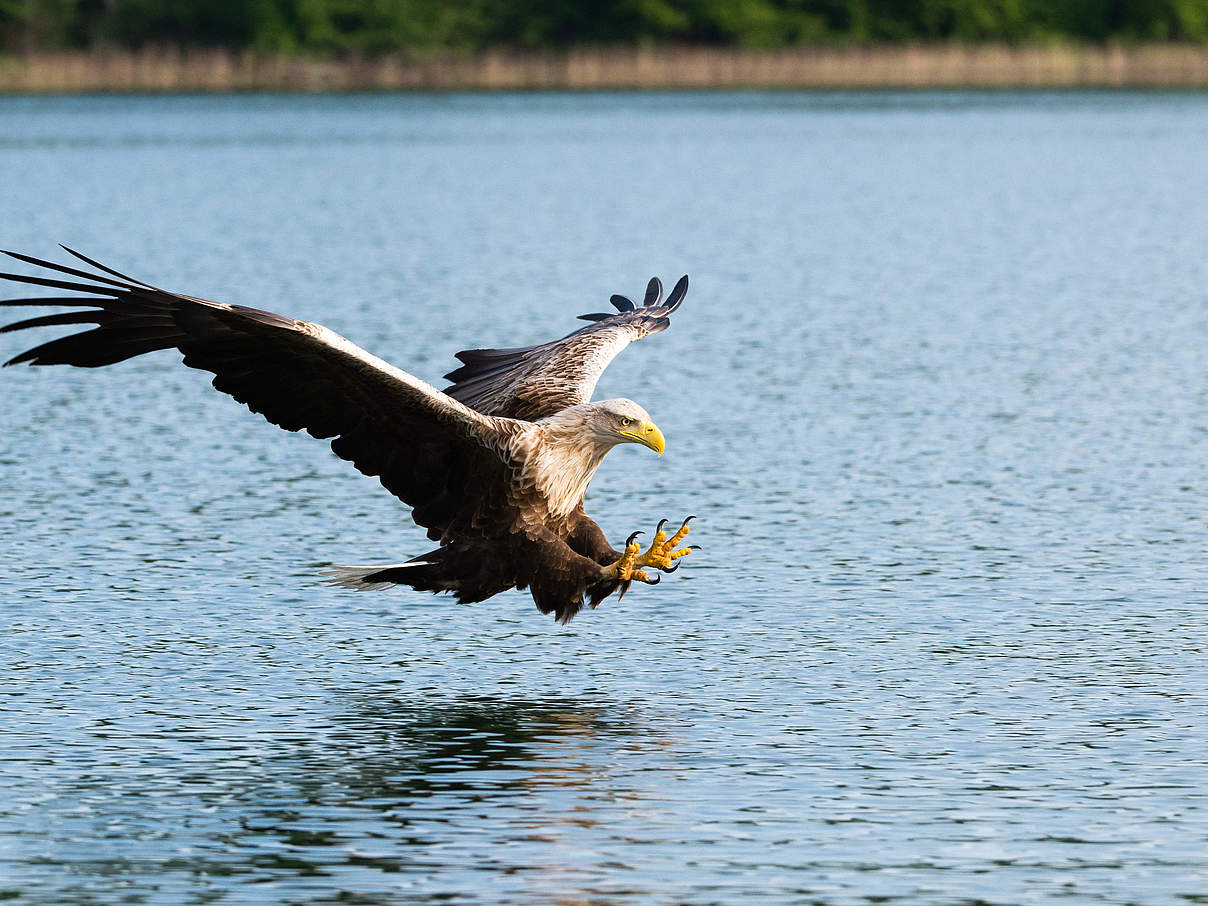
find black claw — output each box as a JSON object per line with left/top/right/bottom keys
{"left": 655, "top": 518, "right": 668, "bottom": 535}
{"left": 687, "top": 545, "right": 701, "bottom": 551}
{"left": 626, "top": 531, "right": 643, "bottom": 546}
{"left": 640, "top": 573, "right": 661, "bottom": 585}
{"left": 665, "top": 562, "right": 681, "bottom": 573}
{"left": 682, "top": 515, "right": 697, "bottom": 527}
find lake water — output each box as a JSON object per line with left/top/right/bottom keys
{"left": 1, "top": 91, "right": 1207, "bottom": 904}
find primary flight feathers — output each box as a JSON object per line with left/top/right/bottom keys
{"left": 1, "top": 249, "right": 695, "bottom": 624}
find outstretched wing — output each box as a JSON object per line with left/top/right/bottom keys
{"left": 443, "top": 275, "right": 688, "bottom": 421}
{"left": 0, "top": 248, "right": 517, "bottom": 542}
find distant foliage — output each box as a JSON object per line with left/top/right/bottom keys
{"left": 4, "top": 0, "right": 1208, "bottom": 53}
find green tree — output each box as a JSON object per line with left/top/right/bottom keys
{"left": 6, "top": 0, "right": 1208, "bottom": 54}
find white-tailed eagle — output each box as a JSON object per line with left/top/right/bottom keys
{"left": 0, "top": 249, "right": 696, "bottom": 623}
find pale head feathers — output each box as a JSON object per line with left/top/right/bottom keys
{"left": 542, "top": 398, "right": 652, "bottom": 446}
{"left": 522, "top": 399, "right": 657, "bottom": 518}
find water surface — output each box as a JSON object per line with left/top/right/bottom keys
{"left": 1, "top": 91, "right": 1207, "bottom": 904}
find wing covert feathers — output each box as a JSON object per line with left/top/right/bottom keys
{"left": 444, "top": 274, "right": 688, "bottom": 420}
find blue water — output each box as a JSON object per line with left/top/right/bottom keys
{"left": 1, "top": 91, "right": 1207, "bottom": 904}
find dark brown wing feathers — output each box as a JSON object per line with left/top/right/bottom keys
{"left": 0, "top": 249, "right": 510, "bottom": 543}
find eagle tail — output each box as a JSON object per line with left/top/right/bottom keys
{"left": 322, "top": 558, "right": 442, "bottom": 592}
{"left": 323, "top": 546, "right": 509, "bottom": 605}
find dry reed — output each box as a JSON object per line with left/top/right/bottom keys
{"left": 2, "top": 44, "right": 1208, "bottom": 92}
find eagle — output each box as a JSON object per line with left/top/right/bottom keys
{"left": 0, "top": 248, "right": 696, "bottom": 623}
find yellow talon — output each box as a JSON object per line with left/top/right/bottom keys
{"left": 607, "top": 518, "right": 697, "bottom": 593}
{"left": 634, "top": 516, "right": 698, "bottom": 572}
{"left": 608, "top": 532, "right": 643, "bottom": 581}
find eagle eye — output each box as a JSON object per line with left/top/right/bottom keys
{"left": 620, "top": 417, "right": 633, "bottom": 428}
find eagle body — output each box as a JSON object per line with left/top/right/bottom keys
{"left": 0, "top": 249, "right": 692, "bottom": 623}
{"left": 345, "top": 399, "right": 659, "bottom": 620}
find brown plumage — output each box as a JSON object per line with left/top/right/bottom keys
{"left": 0, "top": 248, "right": 693, "bottom": 623}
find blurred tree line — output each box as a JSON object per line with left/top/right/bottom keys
{"left": 4, "top": 0, "right": 1208, "bottom": 54}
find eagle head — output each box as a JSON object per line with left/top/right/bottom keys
{"left": 591, "top": 398, "right": 665, "bottom": 456}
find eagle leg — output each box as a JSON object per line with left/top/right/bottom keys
{"left": 633, "top": 516, "right": 699, "bottom": 572}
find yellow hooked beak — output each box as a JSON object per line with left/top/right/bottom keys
{"left": 620, "top": 421, "right": 665, "bottom": 456}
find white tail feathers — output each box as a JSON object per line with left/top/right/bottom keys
{"left": 322, "top": 562, "right": 431, "bottom": 591}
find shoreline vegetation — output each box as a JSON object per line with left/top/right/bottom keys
{"left": 4, "top": 44, "right": 1208, "bottom": 93}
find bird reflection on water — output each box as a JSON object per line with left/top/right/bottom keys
{"left": 292, "top": 693, "right": 649, "bottom": 798}
{"left": 214, "top": 693, "right": 667, "bottom": 896}
{"left": 9, "top": 692, "right": 666, "bottom": 901}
